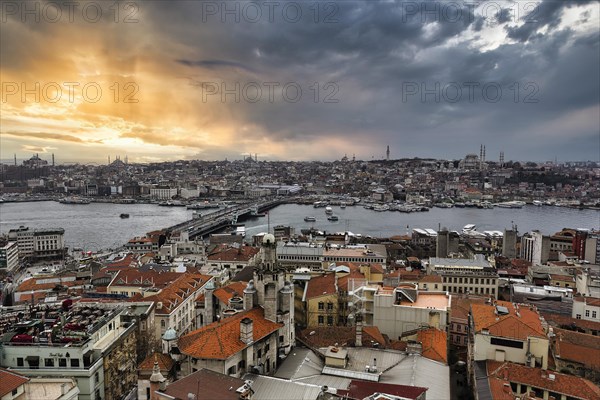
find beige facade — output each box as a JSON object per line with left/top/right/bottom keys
{"left": 372, "top": 285, "right": 450, "bottom": 340}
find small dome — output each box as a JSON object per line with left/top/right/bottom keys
{"left": 262, "top": 233, "right": 276, "bottom": 245}
{"left": 162, "top": 327, "right": 177, "bottom": 341}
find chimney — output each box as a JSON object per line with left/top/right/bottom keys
{"left": 407, "top": 341, "right": 422, "bottom": 355}
{"left": 240, "top": 318, "right": 254, "bottom": 345}
{"left": 243, "top": 280, "right": 257, "bottom": 311}
{"left": 264, "top": 283, "right": 277, "bottom": 322}
{"left": 355, "top": 319, "right": 363, "bottom": 347}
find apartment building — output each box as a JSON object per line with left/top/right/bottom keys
{"left": 469, "top": 301, "right": 549, "bottom": 370}
{"left": 427, "top": 256, "right": 499, "bottom": 299}
{"left": 372, "top": 284, "right": 451, "bottom": 340}
{"left": 0, "top": 303, "right": 138, "bottom": 400}
{"left": 7, "top": 226, "right": 65, "bottom": 260}
{"left": 0, "top": 241, "right": 19, "bottom": 272}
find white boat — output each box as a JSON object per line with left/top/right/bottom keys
{"left": 462, "top": 224, "right": 477, "bottom": 234}
{"left": 59, "top": 197, "right": 91, "bottom": 205}
{"left": 304, "top": 216, "right": 316, "bottom": 222}
{"left": 532, "top": 200, "right": 543, "bottom": 206}
{"left": 340, "top": 202, "right": 347, "bottom": 209}
{"left": 235, "top": 226, "right": 246, "bottom": 237}
{"left": 325, "top": 206, "right": 333, "bottom": 215}
{"left": 373, "top": 204, "right": 390, "bottom": 212}
{"left": 496, "top": 201, "right": 525, "bottom": 209}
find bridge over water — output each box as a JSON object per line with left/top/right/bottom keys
{"left": 166, "top": 198, "right": 285, "bottom": 238}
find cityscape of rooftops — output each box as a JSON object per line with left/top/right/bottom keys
{"left": 1, "top": 1, "right": 599, "bottom": 400}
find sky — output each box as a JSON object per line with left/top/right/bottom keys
{"left": 1, "top": 0, "right": 599, "bottom": 163}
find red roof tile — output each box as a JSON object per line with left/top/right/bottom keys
{"left": 142, "top": 273, "right": 212, "bottom": 314}
{"left": 487, "top": 361, "right": 600, "bottom": 400}
{"left": 138, "top": 352, "right": 175, "bottom": 372}
{"left": 417, "top": 328, "right": 448, "bottom": 364}
{"left": 471, "top": 301, "right": 546, "bottom": 341}
{"left": 213, "top": 282, "right": 248, "bottom": 305}
{"left": 338, "top": 380, "right": 427, "bottom": 400}
{"left": 0, "top": 368, "right": 29, "bottom": 398}
{"left": 305, "top": 273, "right": 336, "bottom": 299}
{"left": 179, "top": 307, "right": 282, "bottom": 360}
{"left": 553, "top": 328, "right": 600, "bottom": 370}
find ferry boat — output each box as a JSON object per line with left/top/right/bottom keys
{"left": 187, "top": 202, "right": 219, "bottom": 210}
{"left": 159, "top": 200, "right": 186, "bottom": 207}
{"left": 496, "top": 201, "right": 526, "bottom": 209}
{"left": 59, "top": 197, "right": 91, "bottom": 205}
{"left": 325, "top": 206, "right": 333, "bottom": 215}
{"left": 235, "top": 226, "right": 246, "bottom": 237}
{"left": 304, "top": 216, "right": 317, "bottom": 222}
{"left": 327, "top": 215, "right": 339, "bottom": 221}
{"left": 373, "top": 204, "right": 390, "bottom": 212}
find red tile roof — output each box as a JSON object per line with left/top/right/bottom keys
{"left": 337, "top": 270, "right": 367, "bottom": 292}
{"left": 305, "top": 273, "right": 336, "bottom": 299}
{"left": 141, "top": 273, "right": 212, "bottom": 314}
{"left": 417, "top": 328, "right": 448, "bottom": 364}
{"left": 109, "top": 269, "right": 182, "bottom": 288}
{"left": 471, "top": 301, "right": 546, "bottom": 341}
{"left": 160, "top": 369, "right": 245, "bottom": 400}
{"left": 179, "top": 307, "right": 282, "bottom": 360}
{"left": 337, "top": 380, "right": 427, "bottom": 400}
{"left": 213, "top": 282, "right": 248, "bottom": 305}
{"left": 487, "top": 361, "right": 600, "bottom": 400}
{"left": 138, "top": 352, "right": 175, "bottom": 372}
{"left": 207, "top": 245, "right": 259, "bottom": 262}
{"left": 553, "top": 328, "right": 600, "bottom": 370}
{"left": 541, "top": 312, "right": 600, "bottom": 332}
{"left": 0, "top": 368, "right": 29, "bottom": 398}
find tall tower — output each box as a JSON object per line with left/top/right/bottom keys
{"left": 499, "top": 151, "right": 504, "bottom": 167}
{"left": 253, "top": 234, "right": 295, "bottom": 355}
{"left": 14, "top": 154, "right": 16, "bottom": 166}
{"left": 386, "top": 145, "right": 390, "bottom": 161}
{"left": 479, "top": 144, "right": 484, "bottom": 170}
{"left": 52, "top": 153, "right": 55, "bottom": 167}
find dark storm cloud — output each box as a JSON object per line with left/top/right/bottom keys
{"left": 176, "top": 59, "right": 257, "bottom": 73}
{"left": 3, "top": 0, "right": 598, "bottom": 161}
{"left": 133, "top": 0, "right": 598, "bottom": 160}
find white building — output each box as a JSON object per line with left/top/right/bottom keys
{"left": 572, "top": 296, "right": 600, "bottom": 322}
{"left": 372, "top": 284, "right": 450, "bottom": 340}
{"left": 426, "top": 256, "right": 499, "bottom": 299}
{"left": 520, "top": 230, "right": 550, "bottom": 265}
{"left": 7, "top": 227, "right": 65, "bottom": 260}
{"left": 0, "top": 241, "right": 19, "bottom": 272}
{"left": 150, "top": 186, "right": 178, "bottom": 200}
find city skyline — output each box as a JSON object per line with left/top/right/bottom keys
{"left": 1, "top": 0, "right": 599, "bottom": 163}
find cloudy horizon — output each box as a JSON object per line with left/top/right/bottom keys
{"left": 1, "top": 0, "right": 599, "bottom": 163}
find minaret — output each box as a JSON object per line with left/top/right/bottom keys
{"left": 149, "top": 355, "right": 166, "bottom": 400}
{"left": 386, "top": 145, "right": 390, "bottom": 161}
{"left": 14, "top": 154, "right": 17, "bottom": 166}
{"left": 52, "top": 153, "right": 55, "bottom": 166}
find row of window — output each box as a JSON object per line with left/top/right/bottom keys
{"left": 318, "top": 302, "right": 334, "bottom": 310}
{"left": 585, "top": 309, "right": 598, "bottom": 319}
{"left": 443, "top": 276, "right": 495, "bottom": 285}
{"left": 17, "top": 357, "right": 80, "bottom": 368}
{"left": 444, "top": 286, "right": 495, "bottom": 295}
{"left": 318, "top": 315, "right": 334, "bottom": 325}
